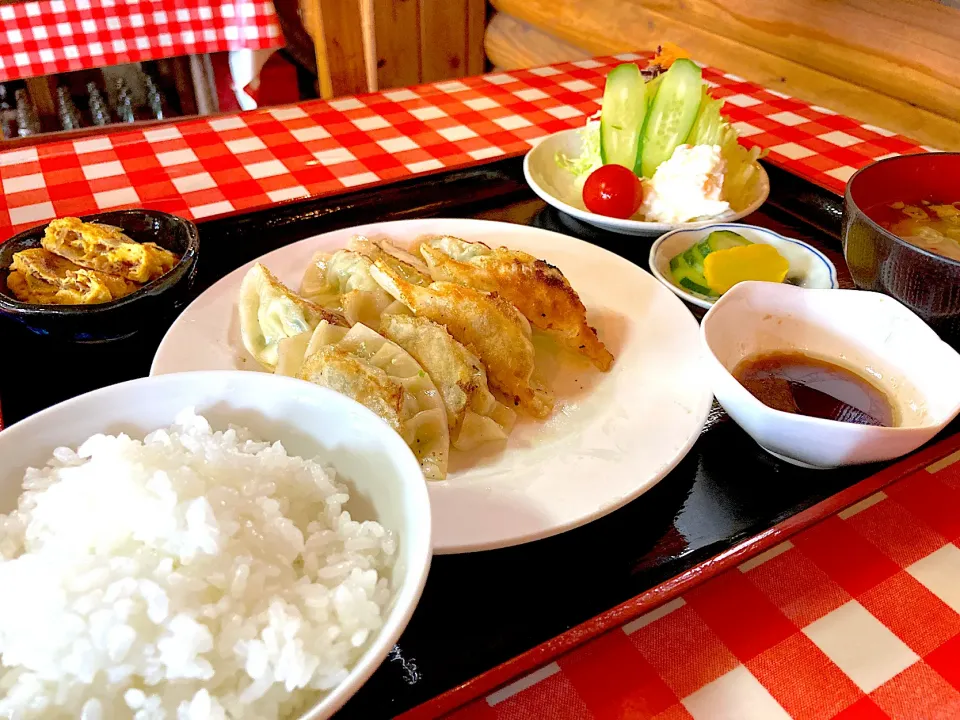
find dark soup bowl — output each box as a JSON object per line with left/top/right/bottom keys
{"left": 0, "top": 209, "right": 199, "bottom": 343}
{"left": 844, "top": 152, "right": 960, "bottom": 349}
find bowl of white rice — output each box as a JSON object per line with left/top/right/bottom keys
{"left": 0, "top": 371, "right": 432, "bottom": 720}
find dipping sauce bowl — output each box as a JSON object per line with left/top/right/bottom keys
{"left": 701, "top": 281, "right": 960, "bottom": 468}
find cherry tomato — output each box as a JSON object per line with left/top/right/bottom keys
{"left": 582, "top": 164, "right": 643, "bottom": 219}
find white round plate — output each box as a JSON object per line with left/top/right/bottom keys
{"left": 524, "top": 127, "right": 770, "bottom": 237}
{"left": 649, "top": 223, "right": 840, "bottom": 310}
{"left": 151, "top": 219, "right": 712, "bottom": 553}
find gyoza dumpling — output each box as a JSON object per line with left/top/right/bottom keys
{"left": 370, "top": 261, "right": 555, "bottom": 419}
{"left": 293, "top": 321, "right": 450, "bottom": 480}
{"left": 299, "top": 248, "right": 397, "bottom": 327}
{"left": 348, "top": 235, "right": 432, "bottom": 286}
{"left": 381, "top": 314, "right": 516, "bottom": 450}
{"left": 238, "top": 263, "right": 346, "bottom": 370}
{"left": 274, "top": 330, "right": 312, "bottom": 378}
{"left": 417, "top": 236, "right": 614, "bottom": 371}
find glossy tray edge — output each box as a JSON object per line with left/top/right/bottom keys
{"left": 0, "top": 150, "right": 858, "bottom": 715}
{"left": 398, "top": 431, "right": 960, "bottom": 719}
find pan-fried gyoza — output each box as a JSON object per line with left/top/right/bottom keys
{"left": 236, "top": 233, "right": 613, "bottom": 481}
{"left": 370, "top": 261, "right": 555, "bottom": 419}
{"left": 417, "top": 236, "right": 614, "bottom": 371}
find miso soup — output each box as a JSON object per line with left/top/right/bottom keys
{"left": 867, "top": 200, "right": 960, "bottom": 261}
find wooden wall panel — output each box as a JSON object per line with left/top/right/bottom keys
{"left": 485, "top": 12, "right": 590, "bottom": 70}
{"left": 302, "top": 0, "right": 368, "bottom": 98}
{"left": 489, "top": 0, "right": 960, "bottom": 150}
{"left": 300, "top": 0, "right": 487, "bottom": 94}
{"left": 640, "top": 0, "right": 960, "bottom": 120}
{"left": 420, "top": 0, "right": 469, "bottom": 82}
{"left": 374, "top": 0, "right": 421, "bottom": 89}
{"left": 466, "top": 0, "right": 488, "bottom": 75}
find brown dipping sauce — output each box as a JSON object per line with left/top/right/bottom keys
{"left": 732, "top": 351, "right": 896, "bottom": 427}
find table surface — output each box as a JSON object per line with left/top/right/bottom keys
{"left": 2, "top": 154, "right": 955, "bottom": 718}
{"left": 0, "top": 0, "right": 283, "bottom": 83}
{"left": 442, "top": 443, "right": 960, "bottom": 720}
{"left": 0, "top": 54, "right": 929, "bottom": 239}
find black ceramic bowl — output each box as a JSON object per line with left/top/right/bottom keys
{"left": 0, "top": 209, "right": 199, "bottom": 342}
{"left": 843, "top": 152, "right": 960, "bottom": 349}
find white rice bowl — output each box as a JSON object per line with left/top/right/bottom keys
{"left": 0, "top": 407, "right": 401, "bottom": 719}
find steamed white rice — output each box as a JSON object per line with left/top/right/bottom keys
{"left": 0, "top": 409, "right": 397, "bottom": 719}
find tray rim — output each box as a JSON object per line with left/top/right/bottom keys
{"left": 397, "top": 429, "right": 960, "bottom": 719}
{"left": 0, "top": 152, "right": 875, "bottom": 719}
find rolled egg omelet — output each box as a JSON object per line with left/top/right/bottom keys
{"left": 42, "top": 217, "right": 179, "bottom": 284}
{"left": 8, "top": 248, "right": 140, "bottom": 305}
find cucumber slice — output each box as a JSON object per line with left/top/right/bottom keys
{"left": 678, "top": 276, "right": 715, "bottom": 296}
{"left": 704, "top": 230, "right": 751, "bottom": 253}
{"left": 669, "top": 249, "right": 715, "bottom": 297}
{"left": 694, "top": 230, "right": 752, "bottom": 262}
{"left": 682, "top": 246, "right": 703, "bottom": 270}
{"left": 600, "top": 64, "right": 647, "bottom": 169}
{"left": 639, "top": 59, "right": 704, "bottom": 179}
{"left": 645, "top": 74, "right": 665, "bottom": 107}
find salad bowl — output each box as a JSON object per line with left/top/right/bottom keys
{"left": 524, "top": 127, "right": 769, "bottom": 237}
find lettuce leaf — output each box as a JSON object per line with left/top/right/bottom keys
{"left": 687, "top": 87, "right": 765, "bottom": 211}
{"left": 555, "top": 120, "right": 602, "bottom": 186}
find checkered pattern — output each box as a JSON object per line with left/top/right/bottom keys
{"left": 444, "top": 454, "right": 960, "bottom": 720}
{"left": 0, "top": 53, "right": 930, "bottom": 238}
{"left": 711, "top": 78, "right": 933, "bottom": 188}
{"left": 0, "top": 0, "right": 283, "bottom": 83}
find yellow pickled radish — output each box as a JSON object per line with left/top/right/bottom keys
{"left": 703, "top": 243, "right": 790, "bottom": 295}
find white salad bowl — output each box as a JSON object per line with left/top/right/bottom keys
{"left": 524, "top": 127, "right": 769, "bottom": 237}
{"left": 701, "top": 282, "right": 960, "bottom": 468}
{"left": 650, "top": 223, "right": 839, "bottom": 309}
{"left": 0, "top": 371, "right": 432, "bottom": 720}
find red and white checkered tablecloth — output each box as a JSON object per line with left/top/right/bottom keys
{"left": 0, "top": 53, "right": 933, "bottom": 240}
{"left": 439, "top": 449, "right": 960, "bottom": 720}
{"left": 0, "top": 0, "right": 283, "bottom": 83}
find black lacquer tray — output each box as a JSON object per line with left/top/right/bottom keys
{"left": 1, "top": 157, "right": 941, "bottom": 719}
